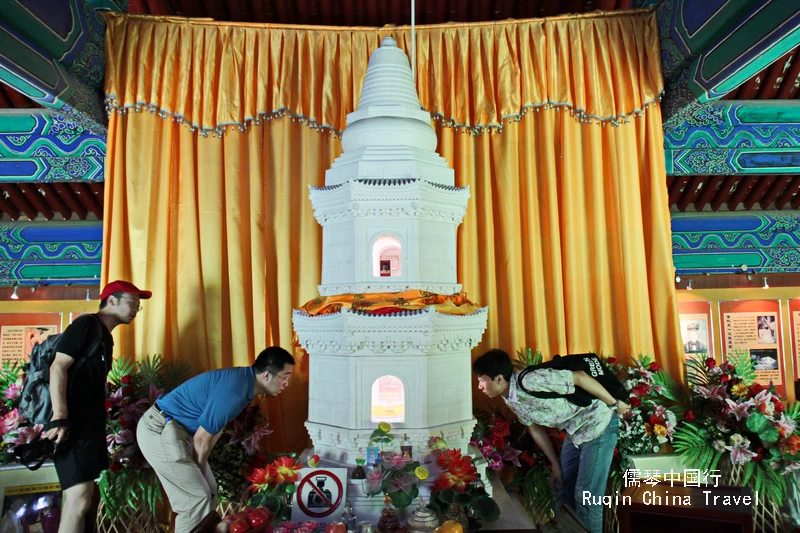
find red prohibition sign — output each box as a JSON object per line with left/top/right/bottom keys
{"left": 296, "top": 470, "right": 344, "bottom": 518}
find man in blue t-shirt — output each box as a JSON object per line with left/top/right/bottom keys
{"left": 137, "top": 346, "right": 295, "bottom": 533}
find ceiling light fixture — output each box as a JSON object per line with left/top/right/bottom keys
{"left": 10, "top": 285, "right": 19, "bottom": 300}
{"left": 763, "top": 277, "right": 769, "bottom": 290}
{"left": 687, "top": 279, "right": 693, "bottom": 291}
{"left": 85, "top": 288, "right": 92, "bottom": 301}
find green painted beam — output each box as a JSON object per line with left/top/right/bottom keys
{"left": 665, "top": 101, "right": 800, "bottom": 175}
{"left": 662, "top": 0, "right": 800, "bottom": 132}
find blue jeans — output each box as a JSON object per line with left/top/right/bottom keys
{"left": 556, "top": 416, "right": 619, "bottom": 533}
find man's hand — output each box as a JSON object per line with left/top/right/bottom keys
{"left": 549, "top": 463, "right": 563, "bottom": 491}
{"left": 44, "top": 425, "right": 68, "bottom": 445}
{"left": 615, "top": 400, "right": 631, "bottom": 417}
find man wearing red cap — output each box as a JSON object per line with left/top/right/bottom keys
{"left": 43, "top": 280, "right": 151, "bottom": 533}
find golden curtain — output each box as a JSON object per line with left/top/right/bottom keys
{"left": 103, "top": 10, "right": 682, "bottom": 452}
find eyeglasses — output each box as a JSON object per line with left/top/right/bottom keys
{"left": 120, "top": 298, "right": 143, "bottom": 311}
{"left": 270, "top": 372, "right": 291, "bottom": 384}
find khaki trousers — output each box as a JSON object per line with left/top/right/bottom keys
{"left": 137, "top": 405, "right": 218, "bottom": 533}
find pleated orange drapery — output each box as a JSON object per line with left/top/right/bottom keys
{"left": 102, "top": 9, "right": 682, "bottom": 452}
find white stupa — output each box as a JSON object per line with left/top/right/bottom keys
{"left": 293, "top": 36, "right": 489, "bottom": 515}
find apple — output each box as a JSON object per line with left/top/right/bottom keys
{"left": 248, "top": 508, "right": 271, "bottom": 528}
{"left": 231, "top": 519, "right": 252, "bottom": 533}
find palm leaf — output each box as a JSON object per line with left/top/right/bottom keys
{"left": 521, "top": 465, "right": 554, "bottom": 526}
{"left": 726, "top": 349, "right": 756, "bottom": 384}
{"left": 162, "top": 358, "right": 196, "bottom": 391}
{"left": 514, "top": 347, "right": 543, "bottom": 371}
{"left": 108, "top": 357, "right": 137, "bottom": 385}
{"left": 751, "top": 462, "right": 786, "bottom": 507}
{"left": 0, "top": 361, "right": 22, "bottom": 389}
{"left": 785, "top": 401, "right": 800, "bottom": 423}
{"left": 672, "top": 423, "right": 720, "bottom": 472}
{"left": 685, "top": 358, "right": 710, "bottom": 387}
{"left": 652, "top": 370, "right": 689, "bottom": 412}
{"left": 136, "top": 354, "right": 164, "bottom": 387}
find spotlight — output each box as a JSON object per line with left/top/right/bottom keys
{"left": 675, "top": 275, "right": 681, "bottom": 283}
{"left": 85, "top": 288, "right": 91, "bottom": 301}
{"left": 10, "top": 286, "right": 18, "bottom": 300}
{"left": 763, "top": 277, "right": 769, "bottom": 290}
{"left": 687, "top": 279, "right": 693, "bottom": 291}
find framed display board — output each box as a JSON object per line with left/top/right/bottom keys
{"left": 719, "top": 300, "right": 786, "bottom": 397}
{"left": 0, "top": 313, "right": 62, "bottom": 365}
{"left": 0, "top": 463, "right": 61, "bottom": 531}
{"left": 678, "top": 301, "right": 714, "bottom": 361}
{"left": 790, "top": 299, "right": 800, "bottom": 385}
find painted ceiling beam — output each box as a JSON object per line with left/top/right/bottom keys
{"left": 664, "top": 101, "right": 800, "bottom": 175}
{"left": 660, "top": 0, "right": 800, "bottom": 132}
{"left": 0, "top": 0, "right": 113, "bottom": 135}
{"left": 0, "top": 109, "right": 105, "bottom": 182}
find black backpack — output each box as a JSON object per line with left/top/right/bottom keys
{"left": 18, "top": 315, "right": 104, "bottom": 425}
{"left": 517, "top": 352, "right": 627, "bottom": 407}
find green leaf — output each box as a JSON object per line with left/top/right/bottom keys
{"left": 454, "top": 493, "right": 473, "bottom": 506}
{"left": 746, "top": 412, "right": 769, "bottom": 433}
{"left": 439, "top": 489, "right": 455, "bottom": 504}
{"left": 726, "top": 349, "right": 756, "bottom": 384}
{"left": 758, "top": 426, "right": 779, "bottom": 444}
{"left": 388, "top": 490, "right": 412, "bottom": 508}
{"left": 472, "top": 496, "right": 501, "bottom": 522}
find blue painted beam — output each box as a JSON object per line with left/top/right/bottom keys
{"left": 0, "top": 109, "right": 105, "bottom": 181}
{"left": 664, "top": 101, "right": 800, "bottom": 175}
{"left": 671, "top": 211, "right": 800, "bottom": 275}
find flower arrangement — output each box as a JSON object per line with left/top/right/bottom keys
{"left": 209, "top": 403, "right": 273, "bottom": 503}
{"left": 247, "top": 454, "right": 305, "bottom": 520}
{"left": 427, "top": 447, "right": 500, "bottom": 523}
{"left": 359, "top": 421, "right": 427, "bottom": 508}
{"left": 0, "top": 361, "right": 42, "bottom": 465}
{"left": 98, "top": 355, "right": 195, "bottom": 521}
{"left": 603, "top": 355, "right": 682, "bottom": 488}
{"left": 672, "top": 351, "right": 799, "bottom": 506}
{"left": 470, "top": 414, "right": 525, "bottom": 472}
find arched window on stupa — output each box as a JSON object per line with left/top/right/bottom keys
{"left": 371, "top": 375, "right": 405, "bottom": 423}
{"left": 372, "top": 235, "right": 402, "bottom": 278}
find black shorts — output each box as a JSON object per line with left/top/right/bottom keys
{"left": 53, "top": 423, "right": 109, "bottom": 490}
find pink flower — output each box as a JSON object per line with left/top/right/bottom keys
{"left": 149, "top": 384, "right": 164, "bottom": 404}
{"left": 365, "top": 468, "right": 384, "bottom": 495}
{"left": 724, "top": 434, "right": 757, "bottom": 465}
{"left": 695, "top": 384, "right": 727, "bottom": 401}
{"left": 386, "top": 454, "right": 413, "bottom": 471}
{"left": 3, "top": 384, "right": 21, "bottom": 400}
{"left": 724, "top": 398, "right": 755, "bottom": 422}
{"left": 114, "top": 429, "right": 134, "bottom": 445}
{"left": 390, "top": 472, "right": 414, "bottom": 493}
{"left": 753, "top": 390, "right": 775, "bottom": 416}
{"left": 502, "top": 446, "right": 522, "bottom": 468}
{"left": 1, "top": 409, "right": 20, "bottom": 434}
{"left": 241, "top": 425, "right": 273, "bottom": 456}
{"left": 10, "top": 425, "right": 43, "bottom": 446}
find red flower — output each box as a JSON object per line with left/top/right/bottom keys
{"left": 704, "top": 358, "right": 716, "bottom": 369}
{"left": 649, "top": 362, "right": 660, "bottom": 372}
{"left": 629, "top": 396, "right": 641, "bottom": 408}
{"left": 772, "top": 398, "right": 785, "bottom": 414}
{"left": 607, "top": 357, "right": 617, "bottom": 365}
{"left": 753, "top": 448, "right": 765, "bottom": 462}
{"left": 631, "top": 384, "right": 650, "bottom": 397}
{"left": 121, "top": 376, "right": 133, "bottom": 385}
{"left": 613, "top": 447, "right": 620, "bottom": 460}
{"left": 492, "top": 417, "right": 511, "bottom": 438}
{"left": 519, "top": 451, "right": 536, "bottom": 467}
{"left": 105, "top": 400, "right": 113, "bottom": 412}
{"left": 684, "top": 411, "right": 695, "bottom": 422}
{"left": 109, "top": 462, "right": 122, "bottom": 473}
{"left": 720, "top": 374, "right": 730, "bottom": 384}
{"left": 490, "top": 434, "right": 505, "bottom": 449}
{"left": 649, "top": 415, "right": 664, "bottom": 427}
{"left": 434, "top": 456, "right": 478, "bottom": 492}
{"left": 122, "top": 386, "right": 133, "bottom": 396}
{"left": 748, "top": 384, "right": 766, "bottom": 398}
{"left": 118, "top": 415, "right": 133, "bottom": 429}
{"left": 266, "top": 456, "right": 302, "bottom": 485}
{"left": 436, "top": 449, "right": 463, "bottom": 470}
